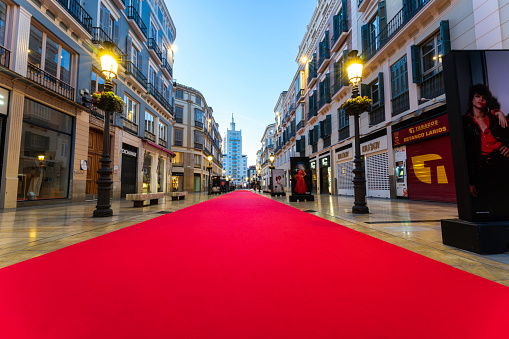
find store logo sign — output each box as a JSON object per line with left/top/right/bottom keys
{"left": 411, "top": 154, "right": 448, "bottom": 184}
{"left": 122, "top": 149, "right": 137, "bottom": 157}
{"left": 338, "top": 151, "right": 350, "bottom": 160}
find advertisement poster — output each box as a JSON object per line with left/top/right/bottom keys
{"left": 211, "top": 176, "right": 221, "bottom": 193}
{"left": 272, "top": 169, "right": 284, "bottom": 193}
{"left": 290, "top": 157, "right": 312, "bottom": 195}
{"left": 443, "top": 50, "right": 509, "bottom": 221}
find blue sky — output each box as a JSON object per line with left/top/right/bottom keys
{"left": 166, "top": 0, "right": 316, "bottom": 166}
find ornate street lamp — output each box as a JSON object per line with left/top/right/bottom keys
{"left": 93, "top": 43, "right": 118, "bottom": 218}
{"left": 346, "top": 50, "right": 369, "bottom": 214}
{"left": 207, "top": 155, "right": 213, "bottom": 195}
{"left": 222, "top": 168, "right": 226, "bottom": 178}
{"left": 269, "top": 153, "right": 275, "bottom": 195}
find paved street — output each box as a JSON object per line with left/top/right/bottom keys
{"left": 1, "top": 191, "right": 508, "bottom": 286}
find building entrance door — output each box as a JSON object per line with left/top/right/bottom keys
{"left": 194, "top": 174, "right": 201, "bottom": 192}
{"left": 86, "top": 129, "right": 103, "bottom": 196}
{"left": 121, "top": 155, "right": 137, "bottom": 197}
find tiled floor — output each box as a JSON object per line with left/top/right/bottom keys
{"left": 1, "top": 191, "right": 509, "bottom": 286}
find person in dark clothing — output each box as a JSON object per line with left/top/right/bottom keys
{"left": 463, "top": 84, "right": 509, "bottom": 217}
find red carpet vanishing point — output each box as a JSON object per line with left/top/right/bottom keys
{"left": 0, "top": 191, "right": 508, "bottom": 338}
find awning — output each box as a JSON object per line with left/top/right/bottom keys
{"left": 143, "top": 139, "right": 176, "bottom": 157}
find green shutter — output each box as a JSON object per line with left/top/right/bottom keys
{"left": 296, "top": 138, "right": 301, "bottom": 152}
{"left": 361, "top": 25, "right": 369, "bottom": 52}
{"left": 324, "top": 30, "right": 329, "bottom": 51}
{"left": 313, "top": 126, "right": 319, "bottom": 144}
{"left": 333, "top": 14, "right": 339, "bottom": 37}
{"left": 326, "top": 114, "right": 332, "bottom": 135}
{"left": 308, "top": 129, "right": 313, "bottom": 145}
{"left": 440, "top": 20, "right": 451, "bottom": 55}
{"left": 360, "top": 84, "right": 370, "bottom": 98}
{"left": 378, "top": 72, "right": 385, "bottom": 105}
{"left": 320, "top": 120, "right": 325, "bottom": 139}
{"left": 340, "top": 0, "right": 348, "bottom": 32}
{"left": 301, "top": 136, "right": 305, "bottom": 151}
{"left": 319, "top": 41, "right": 324, "bottom": 60}
{"left": 334, "top": 61, "right": 341, "bottom": 83}
{"left": 325, "top": 73, "right": 330, "bottom": 95}
{"left": 342, "top": 49, "right": 349, "bottom": 86}
{"left": 378, "top": 1, "right": 386, "bottom": 42}
{"left": 411, "top": 45, "right": 422, "bottom": 83}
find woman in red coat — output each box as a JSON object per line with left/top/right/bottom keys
{"left": 295, "top": 165, "right": 308, "bottom": 194}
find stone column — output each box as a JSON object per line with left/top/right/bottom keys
{"left": 0, "top": 90, "right": 25, "bottom": 208}
{"left": 71, "top": 109, "right": 90, "bottom": 202}
{"left": 12, "top": 6, "right": 32, "bottom": 77}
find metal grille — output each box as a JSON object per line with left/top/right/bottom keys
{"left": 338, "top": 161, "right": 354, "bottom": 191}
{"left": 366, "top": 152, "right": 390, "bottom": 197}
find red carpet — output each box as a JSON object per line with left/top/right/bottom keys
{"left": 0, "top": 191, "right": 508, "bottom": 338}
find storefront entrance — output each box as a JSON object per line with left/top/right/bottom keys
{"left": 121, "top": 144, "right": 138, "bottom": 198}
{"left": 319, "top": 156, "right": 331, "bottom": 194}
{"left": 194, "top": 174, "right": 201, "bottom": 192}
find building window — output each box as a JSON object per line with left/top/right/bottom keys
{"left": 171, "top": 152, "right": 184, "bottom": 166}
{"left": 370, "top": 79, "right": 380, "bottom": 106}
{"left": 175, "top": 89, "right": 183, "bottom": 99}
{"left": 28, "top": 25, "right": 73, "bottom": 84}
{"left": 123, "top": 95, "right": 139, "bottom": 124}
{"left": 368, "top": 15, "right": 380, "bottom": 50}
{"left": 0, "top": 1, "right": 7, "bottom": 47}
{"left": 391, "top": 56, "right": 408, "bottom": 98}
{"left": 17, "top": 98, "right": 73, "bottom": 201}
{"left": 175, "top": 106, "right": 183, "bottom": 123}
{"left": 421, "top": 33, "right": 443, "bottom": 80}
{"left": 194, "top": 154, "right": 201, "bottom": 168}
{"left": 159, "top": 121, "right": 167, "bottom": 141}
{"left": 145, "top": 111, "right": 155, "bottom": 133}
{"left": 195, "top": 96, "right": 201, "bottom": 105}
{"left": 194, "top": 108, "right": 203, "bottom": 128}
{"left": 174, "top": 128, "right": 183, "bottom": 146}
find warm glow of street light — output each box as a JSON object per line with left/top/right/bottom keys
{"left": 269, "top": 153, "right": 275, "bottom": 164}
{"left": 207, "top": 155, "right": 213, "bottom": 163}
{"left": 38, "top": 155, "right": 45, "bottom": 162}
{"left": 100, "top": 53, "right": 118, "bottom": 80}
{"left": 347, "top": 51, "right": 363, "bottom": 85}
{"left": 300, "top": 55, "right": 308, "bottom": 64}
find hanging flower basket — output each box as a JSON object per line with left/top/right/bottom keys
{"left": 341, "top": 96, "right": 372, "bottom": 115}
{"left": 91, "top": 91, "right": 125, "bottom": 113}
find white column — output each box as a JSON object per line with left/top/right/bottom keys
{"left": 12, "top": 6, "right": 32, "bottom": 77}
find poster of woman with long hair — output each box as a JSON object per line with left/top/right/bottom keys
{"left": 290, "top": 157, "right": 312, "bottom": 195}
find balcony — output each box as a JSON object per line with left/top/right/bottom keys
{"left": 174, "top": 140, "right": 183, "bottom": 147}
{"left": 369, "top": 103, "right": 385, "bottom": 126}
{"left": 297, "top": 120, "right": 304, "bottom": 132}
{"left": 331, "top": 79, "right": 346, "bottom": 100}
{"left": 0, "top": 45, "right": 10, "bottom": 69}
{"left": 26, "top": 62, "right": 74, "bottom": 101}
{"left": 323, "top": 136, "right": 331, "bottom": 149}
{"left": 338, "top": 125, "right": 350, "bottom": 141}
{"left": 123, "top": 60, "right": 147, "bottom": 91}
{"left": 123, "top": 118, "right": 138, "bottom": 136}
{"left": 145, "top": 130, "right": 156, "bottom": 142}
{"left": 307, "top": 107, "right": 317, "bottom": 121}
{"left": 52, "top": 0, "right": 92, "bottom": 36}
{"left": 158, "top": 138, "right": 167, "bottom": 148}
{"left": 419, "top": 71, "right": 445, "bottom": 103}
{"left": 318, "top": 94, "right": 331, "bottom": 113}
{"left": 295, "top": 89, "right": 304, "bottom": 103}
{"left": 308, "top": 64, "right": 317, "bottom": 88}
{"left": 195, "top": 120, "right": 203, "bottom": 129}
{"left": 161, "top": 58, "right": 173, "bottom": 79}
{"left": 127, "top": 6, "right": 147, "bottom": 42}
{"left": 91, "top": 27, "right": 123, "bottom": 55}
{"left": 312, "top": 144, "right": 318, "bottom": 154}
{"left": 391, "top": 91, "right": 410, "bottom": 117}
{"left": 289, "top": 103, "right": 296, "bottom": 114}
{"left": 194, "top": 143, "right": 203, "bottom": 150}
{"left": 111, "top": 0, "right": 125, "bottom": 10}
{"left": 147, "top": 83, "right": 173, "bottom": 116}
{"left": 361, "top": 0, "right": 432, "bottom": 63}
{"left": 317, "top": 49, "right": 330, "bottom": 73}
{"left": 147, "top": 38, "right": 163, "bottom": 65}
{"left": 331, "top": 23, "right": 348, "bottom": 53}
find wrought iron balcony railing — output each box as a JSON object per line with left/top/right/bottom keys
{"left": 308, "top": 64, "right": 317, "bottom": 83}
{"left": 369, "top": 103, "right": 385, "bottom": 126}
{"left": 195, "top": 120, "right": 203, "bottom": 128}
{"left": 297, "top": 120, "right": 304, "bottom": 131}
{"left": 127, "top": 6, "right": 148, "bottom": 39}
{"left": 158, "top": 139, "right": 167, "bottom": 148}
{"left": 362, "top": 0, "right": 431, "bottom": 62}
{"left": 173, "top": 140, "right": 183, "bottom": 147}
{"left": 57, "top": 0, "right": 92, "bottom": 33}
{"left": 331, "top": 79, "right": 346, "bottom": 97}
{"left": 307, "top": 107, "right": 317, "bottom": 121}
{"left": 420, "top": 71, "right": 445, "bottom": 103}
{"left": 91, "top": 27, "right": 123, "bottom": 55}
{"left": 318, "top": 49, "right": 330, "bottom": 69}
{"left": 0, "top": 45, "right": 10, "bottom": 69}
{"left": 161, "top": 58, "right": 173, "bottom": 77}
{"left": 26, "top": 62, "right": 75, "bottom": 100}
{"left": 331, "top": 21, "right": 347, "bottom": 47}
{"left": 338, "top": 125, "right": 350, "bottom": 141}
{"left": 147, "top": 83, "right": 172, "bottom": 115}
{"left": 123, "top": 60, "right": 147, "bottom": 88}
{"left": 147, "top": 38, "right": 162, "bottom": 61}
{"left": 391, "top": 91, "right": 410, "bottom": 116}
{"left": 318, "top": 94, "right": 331, "bottom": 110}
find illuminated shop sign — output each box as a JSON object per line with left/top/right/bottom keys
{"left": 393, "top": 114, "right": 449, "bottom": 146}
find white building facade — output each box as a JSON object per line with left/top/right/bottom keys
{"left": 222, "top": 115, "right": 246, "bottom": 186}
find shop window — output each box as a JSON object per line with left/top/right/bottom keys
{"left": 157, "top": 157, "right": 164, "bottom": 192}
{"left": 143, "top": 153, "right": 152, "bottom": 193}
{"left": 17, "top": 99, "right": 73, "bottom": 201}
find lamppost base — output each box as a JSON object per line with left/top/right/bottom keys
{"left": 93, "top": 209, "right": 113, "bottom": 217}
{"left": 352, "top": 205, "right": 369, "bottom": 214}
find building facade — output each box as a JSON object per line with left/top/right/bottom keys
{"left": 272, "top": 0, "right": 504, "bottom": 202}
{"left": 0, "top": 0, "right": 176, "bottom": 209}
{"left": 172, "top": 83, "right": 222, "bottom": 192}
{"left": 257, "top": 123, "right": 275, "bottom": 190}
{"left": 222, "top": 115, "right": 246, "bottom": 186}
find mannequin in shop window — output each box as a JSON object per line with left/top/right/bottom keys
{"left": 26, "top": 156, "right": 46, "bottom": 199}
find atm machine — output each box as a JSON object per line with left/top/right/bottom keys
{"left": 394, "top": 147, "right": 408, "bottom": 198}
